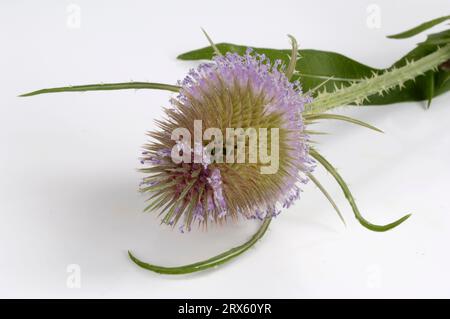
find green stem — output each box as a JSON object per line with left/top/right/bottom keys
{"left": 128, "top": 217, "right": 271, "bottom": 275}
{"left": 306, "top": 44, "right": 450, "bottom": 114}
{"left": 19, "top": 82, "right": 180, "bottom": 97}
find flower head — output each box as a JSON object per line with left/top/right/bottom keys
{"left": 141, "top": 49, "right": 313, "bottom": 230}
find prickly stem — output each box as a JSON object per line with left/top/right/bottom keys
{"left": 305, "top": 44, "right": 450, "bottom": 114}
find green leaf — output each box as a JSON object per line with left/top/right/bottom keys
{"left": 128, "top": 217, "right": 271, "bottom": 275}
{"left": 309, "top": 149, "right": 411, "bottom": 232}
{"left": 436, "top": 69, "right": 450, "bottom": 88}
{"left": 377, "top": 44, "right": 450, "bottom": 107}
{"left": 176, "top": 42, "right": 450, "bottom": 106}
{"left": 19, "top": 82, "right": 180, "bottom": 97}
{"left": 419, "top": 29, "right": 450, "bottom": 46}
{"left": 305, "top": 113, "right": 383, "bottom": 133}
{"left": 387, "top": 15, "right": 450, "bottom": 39}
{"left": 307, "top": 172, "right": 346, "bottom": 226}
{"left": 425, "top": 71, "right": 435, "bottom": 108}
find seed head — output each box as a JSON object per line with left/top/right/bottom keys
{"left": 141, "top": 49, "right": 313, "bottom": 231}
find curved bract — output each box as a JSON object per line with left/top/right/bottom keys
{"left": 128, "top": 217, "right": 271, "bottom": 275}
{"left": 310, "top": 150, "right": 411, "bottom": 232}
{"left": 19, "top": 82, "right": 180, "bottom": 97}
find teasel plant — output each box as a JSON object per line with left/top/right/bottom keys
{"left": 21, "top": 16, "right": 450, "bottom": 275}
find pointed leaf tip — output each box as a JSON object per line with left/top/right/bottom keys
{"left": 425, "top": 71, "right": 435, "bottom": 109}
{"left": 387, "top": 15, "right": 450, "bottom": 39}
{"left": 359, "top": 213, "right": 411, "bottom": 232}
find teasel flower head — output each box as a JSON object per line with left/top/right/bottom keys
{"left": 141, "top": 48, "right": 313, "bottom": 231}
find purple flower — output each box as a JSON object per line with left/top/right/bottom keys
{"left": 141, "top": 49, "right": 313, "bottom": 231}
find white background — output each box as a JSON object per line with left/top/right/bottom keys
{"left": 1, "top": 0, "right": 450, "bottom": 298}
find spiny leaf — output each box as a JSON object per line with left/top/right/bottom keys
{"left": 307, "top": 44, "right": 450, "bottom": 113}
{"left": 387, "top": 15, "right": 450, "bottom": 39}
{"left": 309, "top": 149, "right": 411, "bottom": 232}
{"left": 307, "top": 172, "right": 346, "bottom": 226}
{"left": 19, "top": 82, "right": 180, "bottom": 97}
{"left": 128, "top": 217, "right": 271, "bottom": 275}
{"left": 304, "top": 113, "right": 383, "bottom": 133}
{"left": 382, "top": 43, "right": 450, "bottom": 107}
